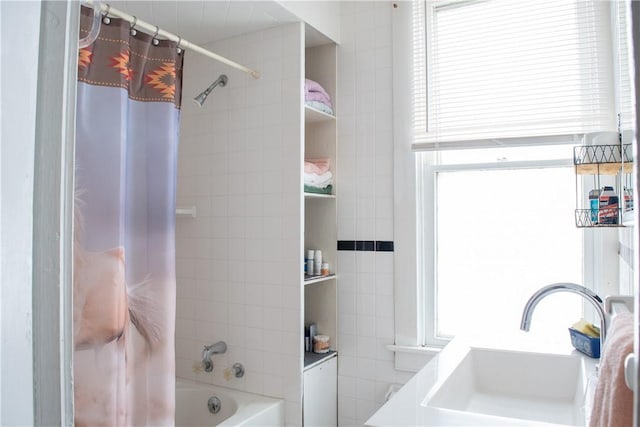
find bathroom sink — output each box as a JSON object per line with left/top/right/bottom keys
{"left": 366, "top": 333, "right": 598, "bottom": 426}
{"left": 423, "top": 347, "right": 589, "bottom": 425}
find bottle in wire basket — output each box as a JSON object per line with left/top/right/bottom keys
{"left": 598, "top": 186, "right": 619, "bottom": 225}
{"left": 589, "top": 189, "right": 600, "bottom": 224}
{"left": 624, "top": 187, "right": 634, "bottom": 211}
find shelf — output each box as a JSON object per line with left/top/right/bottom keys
{"left": 573, "top": 144, "right": 632, "bottom": 175}
{"left": 304, "top": 350, "right": 337, "bottom": 370}
{"left": 305, "top": 105, "right": 336, "bottom": 123}
{"left": 575, "top": 163, "right": 633, "bottom": 175}
{"left": 304, "top": 192, "right": 336, "bottom": 199}
{"left": 304, "top": 274, "right": 336, "bottom": 285}
{"left": 575, "top": 209, "right": 626, "bottom": 228}
{"left": 303, "top": 41, "right": 338, "bottom": 415}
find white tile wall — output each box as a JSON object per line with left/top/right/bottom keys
{"left": 175, "top": 3, "right": 407, "bottom": 426}
{"left": 337, "top": 2, "right": 412, "bottom": 426}
{"left": 175, "top": 22, "right": 304, "bottom": 426}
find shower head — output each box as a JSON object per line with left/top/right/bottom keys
{"left": 193, "top": 74, "right": 228, "bottom": 107}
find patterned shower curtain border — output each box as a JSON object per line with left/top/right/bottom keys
{"left": 78, "top": 7, "right": 184, "bottom": 108}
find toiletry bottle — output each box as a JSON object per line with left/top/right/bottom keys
{"left": 306, "top": 250, "right": 315, "bottom": 276}
{"left": 309, "top": 323, "right": 317, "bottom": 348}
{"left": 598, "top": 186, "right": 619, "bottom": 224}
{"left": 624, "top": 187, "right": 634, "bottom": 211}
{"left": 304, "top": 326, "right": 310, "bottom": 352}
{"left": 314, "top": 250, "right": 322, "bottom": 276}
{"left": 588, "top": 189, "right": 600, "bottom": 224}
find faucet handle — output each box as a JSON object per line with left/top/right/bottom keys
{"left": 224, "top": 363, "right": 244, "bottom": 380}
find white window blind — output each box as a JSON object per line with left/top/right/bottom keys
{"left": 412, "top": 0, "right": 618, "bottom": 151}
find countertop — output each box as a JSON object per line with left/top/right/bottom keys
{"left": 366, "top": 331, "right": 598, "bottom": 426}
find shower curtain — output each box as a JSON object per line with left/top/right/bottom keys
{"left": 73, "top": 9, "right": 183, "bottom": 426}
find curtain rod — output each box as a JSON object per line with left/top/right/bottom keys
{"left": 85, "top": 1, "right": 261, "bottom": 79}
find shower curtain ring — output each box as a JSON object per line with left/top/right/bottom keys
{"left": 152, "top": 26, "right": 160, "bottom": 46}
{"left": 102, "top": 4, "right": 111, "bottom": 24}
{"left": 176, "top": 36, "right": 182, "bottom": 54}
{"left": 130, "top": 16, "right": 137, "bottom": 36}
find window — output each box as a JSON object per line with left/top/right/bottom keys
{"left": 410, "top": 1, "right": 620, "bottom": 347}
{"left": 419, "top": 147, "right": 585, "bottom": 346}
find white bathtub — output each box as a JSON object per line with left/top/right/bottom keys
{"left": 176, "top": 378, "right": 284, "bottom": 426}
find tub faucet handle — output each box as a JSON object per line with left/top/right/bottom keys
{"left": 224, "top": 362, "right": 244, "bottom": 380}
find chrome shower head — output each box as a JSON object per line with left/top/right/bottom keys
{"left": 193, "top": 74, "right": 228, "bottom": 107}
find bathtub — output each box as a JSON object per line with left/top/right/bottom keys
{"left": 176, "top": 378, "right": 284, "bottom": 426}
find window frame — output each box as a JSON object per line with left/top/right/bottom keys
{"left": 418, "top": 151, "right": 588, "bottom": 347}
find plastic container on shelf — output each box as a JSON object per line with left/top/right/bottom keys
{"left": 321, "top": 263, "right": 329, "bottom": 276}
{"left": 569, "top": 328, "right": 600, "bottom": 358}
{"left": 313, "top": 335, "right": 330, "bottom": 353}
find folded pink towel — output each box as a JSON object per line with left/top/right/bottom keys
{"left": 305, "top": 79, "right": 330, "bottom": 97}
{"left": 589, "top": 312, "right": 634, "bottom": 427}
{"left": 305, "top": 79, "right": 332, "bottom": 108}
{"left": 304, "top": 158, "right": 330, "bottom": 175}
{"left": 306, "top": 91, "right": 332, "bottom": 107}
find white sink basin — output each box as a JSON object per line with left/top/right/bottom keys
{"left": 423, "top": 347, "right": 588, "bottom": 425}
{"left": 366, "top": 333, "right": 598, "bottom": 426}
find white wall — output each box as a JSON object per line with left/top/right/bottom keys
{"left": 175, "top": 23, "right": 305, "bottom": 426}
{"left": 278, "top": 1, "right": 341, "bottom": 44}
{"left": 0, "top": 1, "right": 40, "bottom": 424}
{"left": 336, "top": 2, "right": 413, "bottom": 426}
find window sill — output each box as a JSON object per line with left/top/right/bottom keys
{"left": 387, "top": 344, "right": 440, "bottom": 372}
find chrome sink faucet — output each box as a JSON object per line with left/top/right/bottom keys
{"left": 202, "top": 341, "right": 227, "bottom": 372}
{"left": 520, "top": 282, "right": 607, "bottom": 347}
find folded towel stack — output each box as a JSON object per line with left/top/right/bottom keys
{"left": 305, "top": 79, "right": 334, "bottom": 115}
{"left": 589, "top": 312, "right": 633, "bottom": 427}
{"left": 304, "top": 158, "right": 332, "bottom": 195}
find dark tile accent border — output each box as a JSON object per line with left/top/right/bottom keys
{"left": 337, "top": 240, "right": 356, "bottom": 251}
{"left": 356, "top": 240, "right": 375, "bottom": 251}
{"left": 375, "top": 241, "right": 394, "bottom": 252}
{"left": 337, "top": 240, "right": 394, "bottom": 252}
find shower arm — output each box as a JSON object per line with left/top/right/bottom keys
{"left": 202, "top": 80, "right": 221, "bottom": 97}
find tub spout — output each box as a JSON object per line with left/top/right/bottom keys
{"left": 520, "top": 282, "right": 607, "bottom": 348}
{"left": 202, "top": 341, "right": 227, "bottom": 372}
